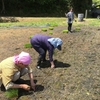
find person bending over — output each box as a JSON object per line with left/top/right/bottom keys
{"left": 0, "top": 51, "right": 35, "bottom": 91}
{"left": 30, "top": 34, "right": 63, "bottom": 69}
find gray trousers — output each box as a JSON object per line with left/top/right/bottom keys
{"left": 12, "top": 68, "right": 28, "bottom": 81}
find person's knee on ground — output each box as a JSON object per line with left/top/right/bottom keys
{"left": 5, "top": 82, "right": 14, "bottom": 90}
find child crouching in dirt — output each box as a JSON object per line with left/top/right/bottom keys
{"left": 30, "top": 34, "right": 63, "bottom": 69}
{"left": 0, "top": 51, "right": 35, "bottom": 91}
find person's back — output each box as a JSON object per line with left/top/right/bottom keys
{"left": 30, "top": 34, "right": 63, "bottom": 69}
{"left": 30, "top": 34, "right": 52, "bottom": 49}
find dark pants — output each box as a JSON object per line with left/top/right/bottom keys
{"left": 68, "top": 23, "right": 72, "bottom": 32}
{"left": 33, "top": 47, "right": 47, "bottom": 66}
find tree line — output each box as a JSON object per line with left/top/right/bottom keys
{"left": 0, "top": 0, "right": 92, "bottom": 17}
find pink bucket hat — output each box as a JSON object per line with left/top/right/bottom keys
{"left": 13, "top": 51, "right": 31, "bottom": 65}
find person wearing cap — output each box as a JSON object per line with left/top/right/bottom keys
{"left": 0, "top": 51, "right": 35, "bottom": 91}
{"left": 30, "top": 34, "right": 63, "bottom": 69}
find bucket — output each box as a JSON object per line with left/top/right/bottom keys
{"left": 78, "top": 13, "right": 84, "bottom": 21}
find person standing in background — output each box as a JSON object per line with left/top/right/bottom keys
{"left": 65, "top": 8, "right": 74, "bottom": 33}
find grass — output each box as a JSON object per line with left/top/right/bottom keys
{"left": 41, "top": 28, "right": 47, "bottom": 32}
{"left": 0, "top": 17, "right": 65, "bottom": 28}
{"left": 49, "top": 32, "right": 53, "bottom": 35}
{"left": 0, "top": 17, "right": 100, "bottom": 28}
{"left": 49, "top": 27, "right": 54, "bottom": 30}
{"left": 5, "top": 89, "right": 18, "bottom": 98}
{"left": 62, "top": 30, "right": 68, "bottom": 33}
{"left": 30, "top": 36, "right": 33, "bottom": 39}
{"left": 73, "top": 18, "right": 100, "bottom": 27}
{"left": 75, "top": 27, "right": 81, "bottom": 31}
{"left": 24, "top": 43, "right": 32, "bottom": 48}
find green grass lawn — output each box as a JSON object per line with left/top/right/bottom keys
{"left": 0, "top": 17, "right": 100, "bottom": 28}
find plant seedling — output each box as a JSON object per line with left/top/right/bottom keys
{"left": 5, "top": 89, "right": 18, "bottom": 98}
{"left": 49, "top": 32, "right": 53, "bottom": 35}
{"left": 49, "top": 27, "right": 54, "bottom": 30}
{"left": 24, "top": 43, "right": 32, "bottom": 48}
{"left": 41, "top": 28, "right": 47, "bottom": 32}
{"left": 62, "top": 30, "right": 68, "bottom": 33}
{"left": 30, "top": 36, "right": 33, "bottom": 39}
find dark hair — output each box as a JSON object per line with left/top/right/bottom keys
{"left": 69, "top": 7, "right": 73, "bottom": 11}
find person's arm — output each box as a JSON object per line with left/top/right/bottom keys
{"left": 28, "top": 72, "right": 35, "bottom": 91}
{"left": 5, "top": 82, "right": 30, "bottom": 91}
{"left": 48, "top": 47, "right": 55, "bottom": 68}
{"left": 65, "top": 12, "right": 69, "bottom": 17}
{"left": 27, "top": 66, "right": 35, "bottom": 90}
{"left": 12, "top": 84, "right": 30, "bottom": 90}
{"left": 65, "top": 13, "right": 67, "bottom": 16}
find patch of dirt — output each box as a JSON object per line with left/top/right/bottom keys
{"left": 0, "top": 18, "right": 100, "bottom": 100}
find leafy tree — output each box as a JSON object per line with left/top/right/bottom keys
{"left": 92, "top": 0, "right": 100, "bottom": 8}
{"left": 93, "top": 0, "right": 100, "bottom": 4}
{"left": 0, "top": 0, "right": 92, "bottom": 17}
{"left": 71, "top": 0, "right": 92, "bottom": 16}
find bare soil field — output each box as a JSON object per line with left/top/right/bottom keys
{"left": 0, "top": 18, "right": 100, "bottom": 100}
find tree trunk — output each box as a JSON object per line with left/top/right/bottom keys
{"left": 1, "top": 0, "right": 5, "bottom": 14}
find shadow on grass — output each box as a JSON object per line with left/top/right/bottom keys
{"left": 54, "top": 60, "right": 71, "bottom": 68}
{"left": 41, "top": 59, "right": 71, "bottom": 68}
